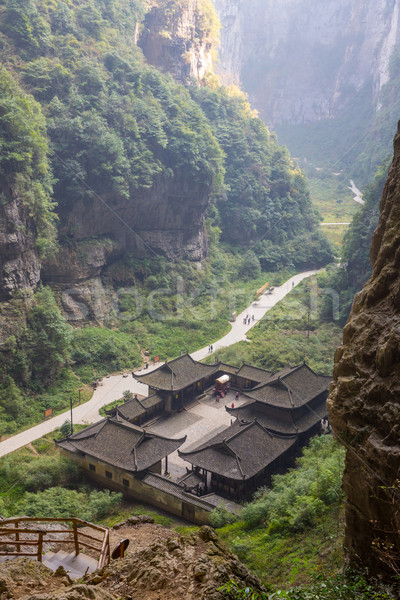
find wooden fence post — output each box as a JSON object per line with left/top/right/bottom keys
{"left": 73, "top": 520, "right": 80, "bottom": 556}
{"left": 37, "top": 532, "right": 43, "bottom": 562}
{"left": 14, "top": 520, "right": 20, "bottom": 554}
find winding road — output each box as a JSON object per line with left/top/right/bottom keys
{"left": 0, "top": 270, "right": 319, "bottom": 458}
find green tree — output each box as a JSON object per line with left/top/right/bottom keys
{"left": 320, "top": 157, "right": 390, "bottom": 324}
{"left": 26, "top": 287, "right": 72, "bottom": 385}
{"left": 2, "top": 0, "right": 51, "bottom": 57}
{"left": 0, "top": 66, "right": 57, "bottom": 257}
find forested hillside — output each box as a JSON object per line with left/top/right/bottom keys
{"left": 0, "top": 0, "right": 331, "bottom": 434}
{"left": 0, "top": 0, "right": 330, "bottom": 286}
{"left": 191, "top": 85, "right": 331, "bottom": 269}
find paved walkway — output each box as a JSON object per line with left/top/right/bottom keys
{"left": 0, "top": 270, "right": 318, "bottom": 458}
{"left": 0, "top": 377, "right": 149, "bottom": 458}
{"left": 321, "top": 222, "right": 350, "bottom": 226}
{"left": 191, "top": 270, "right": 318, "bottom": 361}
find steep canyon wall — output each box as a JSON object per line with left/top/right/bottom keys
{"left": 214, "top": 0, "right": 400, "bottom": 126}
{"left": 328, "top": 123, "right": 400, "bottom": 577}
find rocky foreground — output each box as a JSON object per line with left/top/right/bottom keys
{"left": 0, "top": 519, "right": 265, "bottom": 600}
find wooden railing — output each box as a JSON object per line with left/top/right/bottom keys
{"left": 0, "top": 517, "right": 110, "bottom": 569}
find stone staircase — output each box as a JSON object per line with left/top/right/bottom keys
{"left": 0, "top": 549, "right": 99, "bottom": 578}
{"left": 42, "top": 549, "right": 98, "bottom": 578}
{"left": 0, "top": 517, "right": 110, "bottom": 578}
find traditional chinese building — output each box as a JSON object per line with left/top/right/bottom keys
{"left": 177, "top": 362, "right": 330, "bottom": 500}
{"left": 57, "top": 416, "right": 185, "bottom": 486}
{"left": 56, "top": 415, "right": 223, "bottom": 524}
{"left": 106, "top": 393, "right": 165, "bottom": 425}
{"left": 226, "top": 363, "right": 330, "bottom": 443}
{"left": 178, "top": 420, "right": 297, "bottom": 500}
{"left": 58, "top": 356, "right": 330, "bottom": 517}
{"left": 133, "top": 353, "right": 221, "bottom": 410}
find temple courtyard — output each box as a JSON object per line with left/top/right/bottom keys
{"left": 146, "top": 389, "right": 247, "bottom": 480}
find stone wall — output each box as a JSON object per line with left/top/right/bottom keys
{"left": 61, "top": 449, "right": 212, "bottom": 525}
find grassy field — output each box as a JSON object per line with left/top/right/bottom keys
{"left": 308, "top": 173, "right": 359, "bottom": 250}
{"left": 309, "top": 175, "right": 358, "bottom": 223}
{"left": 319, "top": 224, "right": 349, "bottom": 251}
{"left": 217, "top": 504, "right": 344, "bottom": 587}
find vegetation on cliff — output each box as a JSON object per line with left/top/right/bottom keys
{"left": 146, "top": 0, "right": 220, "bottom": 46}
{"left": 0, "top": 0, "right": 330, "bottom": 264}
{"left": 191, "top": 85, "right": 332, "bottom": 270}
{"left": 0, "top": 0, "right": 332, "bottom": 433}
{"left": 0, "top": 66, "right": 57, "bottom": 257}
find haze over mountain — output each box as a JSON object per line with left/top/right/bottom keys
{"left": 213, "top": 0, "right": 400, "bottom": 180}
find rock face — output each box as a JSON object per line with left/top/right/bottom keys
{"left": 88, "top": 525, "right": 266, "bottom": 600}
{"left": 213, "top": 0, "right": 400, "bottom": 126}
{"left": 38, "top": 173, "right": 210, "bottom": 320}
{"left": 53, "top": 174, "right": 209, "bottom": 265}
{"left": 139, "top": 0, "right": 214, "bottom": 84}
{"left": 0, "top": 182, "right": 41, "bottom": 300}
{"left": 328, "top": 122, "right": 400, "bottom": 578}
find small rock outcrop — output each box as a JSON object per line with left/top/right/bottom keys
{"left": 3, "top": 524, "right": 266, "bottom": 600}
{"left": 328, "top": 123, "right": 400, "bottom": 578}
{"left": 89, "top": 526, "right": 265, "bottom": 600}
{"left": 0, "top": 187, "right": 41, "bottom": 300}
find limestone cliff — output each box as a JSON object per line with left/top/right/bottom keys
{"left": 0, "top": 187, "right": 41, "bottom": 301}
{"left": 41, "top": 175, "right": 210, "bottom": 321}
{"left": 213, "top": 0, "right": 400, "bottom": 126}
{"left": 139, "top": 0, "right": 217, "bottom": 84}
{"left": 328, "top": 122, "right": 400, "bottom": 577}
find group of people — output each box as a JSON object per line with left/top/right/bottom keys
{"left": 208, "top": 345, "right": 214, "bottom": 353}
{"left": 243, "top": 314, "right": 255, "bottom": 325}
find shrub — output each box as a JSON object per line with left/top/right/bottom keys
{"left": 209, "top": 506, "right": 238, "bottom": 528}
{"left": 240, "top": 436, "right": 344, "bottom": 533}
{"left": 15, "top": 486, "right": 122, "bottom": 521}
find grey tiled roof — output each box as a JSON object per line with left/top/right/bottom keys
{"left": 247, "top": 381, "right": 294, "bottom": 407}
{"left": 217, "top": 363, "right": 240, "bottom": 375}
{"left": 227, "top": 398, "right": 328, "bottom": 434}
{"left": 249, "top": 364, "right": 330, "bottom": 408}
{"left": 235, "top": 363, "right": 272, "bottom": 383}
{"left": 134, "top": 354, "right": 219, "bottom": 391}
{"left": 179, "top": 420, "right": 297, "bottom": 481}
{"left": 140, "top": 393, "right": 164, "bottom": 409}
{"left": 179, "top": 471, "right": 205, "bottom": 488}
{"left": 57, "top": 417, "right": 185, "bottom": 473}
{"left": 108, "top": 397, "right": 146, "bottom": 421}
{"left": 108, "top": 393, "right": 165, "bottom": 422}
